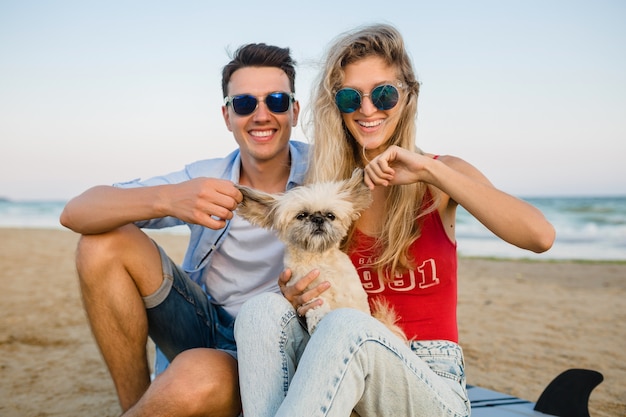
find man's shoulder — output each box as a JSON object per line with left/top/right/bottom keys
{"left": 287, "top": 140, "right": 309, "bottom": 188}
{"left": 185, "top": 149, "right": 240, "bottom": 178}
{"left": 289, "top": 140, "right": 309, "bottom": 160}
{"left": 290, "top": 140, "right": 309, "bottom": 150}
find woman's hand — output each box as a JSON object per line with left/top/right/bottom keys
{"left": 278, "top": 268, "right": 330, "bottom": 317}
{"left": 364, "top": 145, "right": 429, "bottom": 189}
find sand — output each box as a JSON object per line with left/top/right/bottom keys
{"left": 0, "top": 228, "right": 624, "bottom": 416}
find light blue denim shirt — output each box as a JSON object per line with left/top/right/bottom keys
{"left": 114, "top": 140, "right": 309, "bottom": 284}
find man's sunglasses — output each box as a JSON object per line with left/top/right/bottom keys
{"left": 334, "top": 83, "right": 402, "bottom": 114}
{"left": 224, "top": 92, "right": 295, "bottom": 116}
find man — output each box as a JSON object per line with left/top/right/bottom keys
{"left": 60, "top": 43, "right": 307, "bottom": 417}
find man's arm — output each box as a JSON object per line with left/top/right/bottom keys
{"left": 60, "top": 178, "right": 243, "bottom": 235}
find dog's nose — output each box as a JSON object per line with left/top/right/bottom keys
{"left": 311, "top": 214, "right": 325, "bottom": 225}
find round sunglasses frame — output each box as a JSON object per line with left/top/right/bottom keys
{"left": 334, "top": 83, "right": 403, "bottom": 114}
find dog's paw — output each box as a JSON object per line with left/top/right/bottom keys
{"left": 305, "top": 303, "right": 330, "bottom": 334}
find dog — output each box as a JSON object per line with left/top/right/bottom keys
{"left": 236, "top": 168, "right": 406, "bottom": 340}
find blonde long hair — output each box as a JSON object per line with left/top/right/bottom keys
{"left": 305, "top": 23, "right": 437, "bottom": 276}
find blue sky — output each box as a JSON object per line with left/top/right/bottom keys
{"left": 1, "top": 0, "right": 624, "bottom": 200}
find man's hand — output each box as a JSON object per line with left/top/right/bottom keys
{"left": 164, "top": 178, "right": 243, "bottom": 230}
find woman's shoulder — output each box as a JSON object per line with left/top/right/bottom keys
{"left": 426, "top": 152, "right": 461, "bottom": 164}
{"left": 426, "top": 153, "right": 481, "bottom": 176}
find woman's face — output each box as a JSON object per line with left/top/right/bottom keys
{"left": 339, "top": 55, "right": 403, "bottom": 160}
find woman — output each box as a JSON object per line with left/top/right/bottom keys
{"left": 234, "top": 24, "right": 555, "bottom": 417}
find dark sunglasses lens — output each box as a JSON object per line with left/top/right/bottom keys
{"left": 371, "top": 85, "right": 399, "bottom": 110}
{"left": 335, "top": 88, "right": 361, "bottom": 113}
{"left": 265, "top": 92, "right": 291, "bottom": 113}
{"left": 232, "top": 95, "right": 258, "bottom": 115}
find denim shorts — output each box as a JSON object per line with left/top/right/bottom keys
{"left": 143, "top": 243, "right": 236, "bottom": 370}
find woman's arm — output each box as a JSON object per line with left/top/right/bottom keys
{"left": 364, "top": 146, "right": 555, "bottom": 253}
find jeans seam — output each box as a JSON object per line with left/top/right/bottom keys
{"left": 279, "top": 309, "right": 297, "bottom": 397}
{"left": 330, "top": 335, "right": 468, "bottom": 417}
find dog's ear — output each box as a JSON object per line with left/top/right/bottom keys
{"left": 342, "top": 168, "right": 373, "bottom": 215}
{"left": 235, "top": 185, "right": 278, "bottom": 230}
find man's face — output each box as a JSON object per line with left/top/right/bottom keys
{"left": 222, "top": 66, "right": 299, "bottom": 166}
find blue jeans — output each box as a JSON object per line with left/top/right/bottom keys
{"left": 234, "top": 293, "right": 470, "bottom": 417}
{"left": 144, "top": 244, "right": 236, "bottom": 374}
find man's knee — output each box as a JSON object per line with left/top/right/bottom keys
{"left": 163, "top": 349, "right": 241, "bottom": 415}
{"left": 75, "top": 224, "right": 158, "bottom": 290}
{"left": 76, "top": 225, "right": 136, "bottom": 268}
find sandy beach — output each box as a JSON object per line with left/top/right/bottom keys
{"left": 0, "top": 227, "right": 624, "bottom": 417}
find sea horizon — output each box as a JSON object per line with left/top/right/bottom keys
{"left": 1, "top": 195, "right": 625, "bottom": 262}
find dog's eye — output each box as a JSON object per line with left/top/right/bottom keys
{"left": 296, "top": 212, "right": 308, "bottom": 221}
{"left": 325, "top": 213, "right": 336, "bottom": 221}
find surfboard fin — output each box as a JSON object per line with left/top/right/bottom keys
{"left": 534, "top": 368, "right": 603, "bottom": 417}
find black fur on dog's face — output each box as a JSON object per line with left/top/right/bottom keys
{"left": 236, "top": 169, "right": 372, "bottom": 253}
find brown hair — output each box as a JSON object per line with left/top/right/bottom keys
{"left": 221, "top": 43, "right": 296, "bottom": 97}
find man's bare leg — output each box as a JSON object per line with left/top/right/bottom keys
{"left": 76, "top": 224, "right": 164, "bottom": 411}
{"left": 123, "top": 348, "right": 241, "bottom": 417}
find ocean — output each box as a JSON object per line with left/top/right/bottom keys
{"left": 1, "top": 196, "right": 624, "bottom": 262}
{"left": 455, "top": 196, "right": 626, "bottom": 261}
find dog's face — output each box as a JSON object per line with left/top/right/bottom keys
{"left": 237, "top": 169, "right": 372, "bottom": 253}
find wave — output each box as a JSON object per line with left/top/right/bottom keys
{"left": 2, "top": 196, "right": 625, "bottom": 261}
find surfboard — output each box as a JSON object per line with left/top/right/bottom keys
{"left": 469, "top": 368, "right": 603, "bottom": 417}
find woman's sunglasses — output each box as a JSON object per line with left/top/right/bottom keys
{"left": 224, "top": 92, "right": 295, "bottom": 116}
{"left": 335, "top": 83, "right": 402, "bottom": 114}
